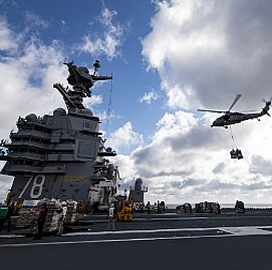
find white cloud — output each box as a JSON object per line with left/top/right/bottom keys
{"left": 249, "top": 155, "right": 272, "bottom": 176}
{"left": 0, "top": 16, "right": 69, "bottom": 200}
{"left": 139, "top": 90, "right": 158, "bottom": 104}
{"left": 133, "top": 0, "right": 272, "bottom": 203}
{"left": 1, "top": 1, "right": 272, "bottom": 206}
{"left": 106, "top": 122, "right": 143, "bottom": 153}
{"left": 24, "top": 11, "right": 49, "bottom": 30}
{"left": 0, "top": 16, "right": 18, "bottom": 51}
{"left": 80, "top": 7, "right": 124, "bottom": 60}
{"left": 0, "top": 39, "right": 67, "bottom": 139}
{"left": 0, "top": 9, "right": 124, "bottom": 202}
{"left": 112, "top": 108, "right": 272, "bottom": 204}
{"left": 0, "top": 163, "right": 13, "bottom": 203}
{"left": 142, "top": 0, "right": 272, "bottom": 110}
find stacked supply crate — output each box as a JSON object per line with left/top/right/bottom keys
{"left": 30, "top": 198, "right": 62, "bottom": 234}
{"left": 16, "top": 200, "right": 39, "bottom": 228}
{"left": 195, "top": 201, "right": 221, "bottom": 214}
{"left": 65, "top": 199, "right": 78, "bottom": 224}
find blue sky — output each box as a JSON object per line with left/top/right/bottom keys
{"left": 1, "top": 0, "right": 272, "bottom": 205}
{"left": 2, "top": 0, "right": 162, "bottom": 135}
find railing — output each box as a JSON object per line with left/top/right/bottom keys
{"left": 7, "top": 153, "right": 46, "bottom": 161}
{"left": 10, "top": 130, "right": 51, "bottom": 140}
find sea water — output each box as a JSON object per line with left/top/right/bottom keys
{"left": 167, "top": 203, "right": 272, "bottom": 209}
{"left": 220, "top": 203, "right": 272, "bottom": 209}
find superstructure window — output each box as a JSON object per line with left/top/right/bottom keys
{"left": 78, "top": 141, "right": 97, "bottom": 158}
{"left": 83, "top": 120, "right": 92, "bottom": 131}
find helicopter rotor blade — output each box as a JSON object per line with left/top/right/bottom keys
{"left": 261, "top": 97, "right": 272, "bottom": 117}
{"left": 261, "top": 97, "right": 272, "bottom": 104}
{"left": 198, "top": 93, "right": 242, "bottom": 114}
{"left": 197, "top": 109, "right": 227, "bottom": 114}
{"left": 237, "top": 110, "right": 256, "bottom": 113}
{"left": 228, "top": 94, "right": 242, "bottom": 112}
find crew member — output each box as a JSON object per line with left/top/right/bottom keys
{"left": 0, "top": 203, "right": 8, "bottom": 233}
{"left": 6, "top": 201, "right": 14, "bottom": 232}
{"left": 36, "top": 202, "right": 48, "bottom": 240}
{"left": 107, "top": 203, "right": 115, "bottom": 231}
{"left": 146, "top": 201, "right": 151, "bottom": 214}
{"left": 56, "top": 201, "right": 67, "bottom": 236}
{"left": 0, "top": 201, "right": 14, "bottom": 233}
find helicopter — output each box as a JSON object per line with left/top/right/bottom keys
{"left": 198, "top": 94, "right": 272, "bottom": 128}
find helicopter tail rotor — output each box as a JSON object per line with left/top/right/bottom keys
{"left": 261, "top": 97, "right": 272, "bottom": 104}
{"left": 261, "top": 97, "right": 272, "bottom": 117}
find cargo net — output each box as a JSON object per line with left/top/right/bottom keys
{"left": 229, "top": 127, "right": 243, "bottom": 160}
{"left": 195, "top": 201, "right": 221, "bottom": 214}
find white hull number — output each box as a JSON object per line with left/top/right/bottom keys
{"left": 18, "top": 175, "right": 45, "bottom": 199}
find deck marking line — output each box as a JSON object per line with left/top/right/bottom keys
{"left": 1, "top": 226, "right": 272, "bottom": 248}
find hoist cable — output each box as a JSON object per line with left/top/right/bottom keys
{"left": 230, "top": 126, "right": 237, "bottom": 149}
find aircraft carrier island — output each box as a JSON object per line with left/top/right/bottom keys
{"left": 0, "top": 60, "right": 120, "bottom": 212}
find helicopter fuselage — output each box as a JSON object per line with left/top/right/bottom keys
{"left": 212, "top": 112, "right": 262, "bottom": 127}
{"left": 198, "top": 94, "right": 271, "bottom": 128}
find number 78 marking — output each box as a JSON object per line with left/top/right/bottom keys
{"left": 18, "top": 175, "right": 45, "bottom": 199}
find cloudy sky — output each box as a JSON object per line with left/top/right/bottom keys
{"left": 1, "top": 0, "right": 272, "bottom": 205}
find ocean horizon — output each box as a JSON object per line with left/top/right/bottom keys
{"left": 167, "top": 202, "right": 272, "bottom": 209}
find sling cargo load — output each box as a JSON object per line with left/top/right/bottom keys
{"left": 0, "top": 60, "right": 121, "bottom": 213}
